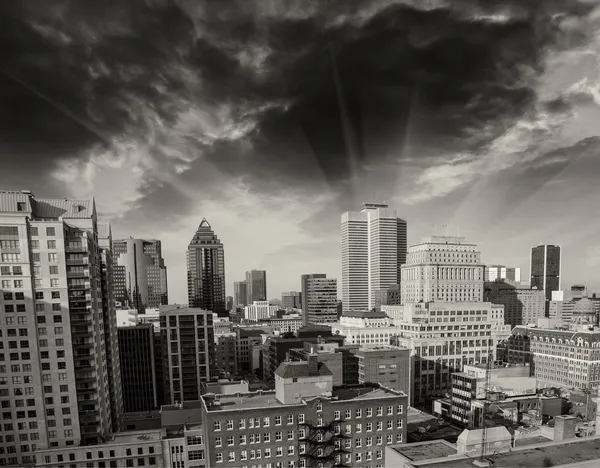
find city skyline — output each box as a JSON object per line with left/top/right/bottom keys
{"left": 2, "top": 0, "right": 600, "bottom": 303}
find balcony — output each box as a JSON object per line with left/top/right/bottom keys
{"left": 66, "top": 257, "right": 89, "bottom": 265}
{"left": 69, "top": 283, "right": 91, "bottom": 290}
{"left": 73, "top": 340, "right": 94, "bottom": 349}
{"left": 66, "top": 243, "right": 87, "bottom": 253}
{"left": 67, "top": 269, "right": 90, "bottom": 278}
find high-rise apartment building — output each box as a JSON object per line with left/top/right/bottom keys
{"left": 118, "top": 324, "right": 158, "bottom": 413}
{"left": 281, "top": 291, "right": 301, "bottom": 309}
{"left": 159, "top": 305, "right": 215, "bottom": 403}
{"left": 303, "top": 276, "right": 338, "bottom": 325}
{"left": 112, "top": 238, "right": 168, "bottom": 312}
{"left": 233, "top": 281, "right": 247, "bottom": 307}
{"left": 187, "top": 219, "right": 226, "bottom": 315}
{"left": 484, "top": 265, "right": 521, "bottom": 283}
{"left": 245, "top": 269, "right": 267, "bottom": 304}
{"left": 401, "top": 236, "right": 484, "bottom": 303}
{"left": 530, "top": 244, "right": 561, "bottom": 302}
{"left": 98, "top": 223, "right": 124, "bottom": 433}
{"left": 0, "top": 191, "right": 117, "bottom": 464}
{"left": 341, "top": 202, "right": 407, "bottom": 311}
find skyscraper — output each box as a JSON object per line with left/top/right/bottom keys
{"left": 401, "top": 235, "right": 484, "bottom": 303}
{"left": 302, "top": 273, "right": 326, "bottom": 321}
{"left": 341, "top": 202, "right": 407, "bottom": 311}
{"left": 98, "top": 223, "right": 124, "bottom": 432}
{"left": 0, "top": 190, "right": 116, "bottom": 463}
{"left": 233, "top": 280, "right": 247, "bottom": 307}
{"left": 187, "top": 218, "right": 226, "bottom": 314}
{"left": 112, "top": 238, "right": 168, "bottom": 312}
{"left": 303, "top": 276, "right": 338, "bottom": 325}
{"left": 159, "top": 305, "right": 214, "bottom": 403}
{"left": 245, "top": 269, "right": 267, "bottom": 304}
{"left": 530, "top": 245, "right": 562, "bottom": 302}
{"left": 118, "top": 324, "right": 158, "bottom": 412}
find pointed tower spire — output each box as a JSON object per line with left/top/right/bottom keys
{"left": 199, "top": 218, "right": 211, "bottom": 228}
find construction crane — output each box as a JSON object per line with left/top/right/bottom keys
{"left": 478, "top": 336, "right": 494, "bottom": 466}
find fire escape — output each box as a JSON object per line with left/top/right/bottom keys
{"left": 299, "top": 418, "right": 352, "bottom": 468}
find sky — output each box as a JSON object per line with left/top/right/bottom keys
{"left": 2, "top": 0, "right": 600, "bottom": 303}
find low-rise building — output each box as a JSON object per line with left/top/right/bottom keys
{"left": 215, "top": 332, "right": 238, "bottom": 376}
{"left": 200, "top": 354, "right": 408, "bottom": 468}
{"left": 355, "top": 345, "right": 411, "bottom": 395}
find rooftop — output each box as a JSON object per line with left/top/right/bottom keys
{"left": 161, "top": 400, "right": 204, "bottom": 411}
{"left": 275, "top": 361, "right": 333, "bottom": 379}
{"left": 111, "top": 429, "right": 165, "bottom": 445}
{"left": 419, "top": 436, "right": 600, "bottom": 468}
{"left": 343, "top": 310, "right": 389, "bottom": 319}
{"left": 203, "top": 384, "right": 406, "bottom": 412}
{"left": 392, "top": 441, "right": 457, "bottom": 461}
{"left": 357, "top": 345, "right": 408, "bottom": 353}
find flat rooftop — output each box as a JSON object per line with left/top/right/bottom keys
{"left": 112, "top": 429, "right": 165, "bottom": 444}
{"left": 205, "top": 384, "right": 406, "bottom": 412}
{"left": 161, "top": 400, "right": 204, "bottom": 411}
{"left": 393, "top": 441, "right": 456, "bottom": 461}
{"left": 421, "top": 436, "right": 600, "bottom": 468}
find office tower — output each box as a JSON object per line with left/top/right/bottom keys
{"left": 245, "top": 269, "right": 266, "bottom": 304}
{"left": 187, "top": 218, "right": 226, "bottom": 315}
{"left": 233, "top": 281, "right": 247, "bottom": 307}
{"left": 226, "top": 295, "right": 233, "bottom": 311}
{"left": 341, "top": 202, "right": 407, "bottom": 311}
{"left": 281, "top": 291, "right": 301, "bottom": 309}
{"left": 0, "top": 191, "right": 114, "bottom": 464}
{"left": 530, "top": 244, "right": 561, "bottom": 302}
{"left": 484, "top": 265, "right": 521, "bottom": 283}
{"left": 199, "top": 357, "right": 408, "bottom": 468}
{"left": 391, "top": 235, "right": 510, "bottom": 406}
{"left": 98, "top": 223, "right": 124, "bottom": 432}
{"left": 159, "top": 305, "right": 214, "bottom": 403}
{"left": 485, "top": 281, "right": 546, "bottom": 327}
{"left": 301, "top": 274, "right": 325, "bottom": 322}
{"left": 118, "top": 324, "right": 157, "bottom": 412}
{"left": 112, "top": 238, "right": 168, "bottom": 312}
{"left": 401, "top": 235, "right": 484, "bottom": 303}
{"left": 303, "top": 276, "right": 338, "bottom": 325}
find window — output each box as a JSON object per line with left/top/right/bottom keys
{"left": 228, "top": 452, "right": 235, "bottom": 462}
{"left": 356, "top": 408, "right": 362, "bottom": 418}
{"left": 366, "top": 422, "right": 372, "bottom": 432}
{"left": 387, "top": 406, "right": 393, "bottom": 415}
{"left": 30, "top": 227, "right": 38, "bottom": 236}
{"left": 275, "top": 416, "right": 281, "bottom": 426}
{"left": 215, "top": 453, "right": 223, "bottom": 463}
{"left": 345, "top": 409, "right": 351, "bottom": 419}
{"left": 287, "top": 415, "right": 293, "bottom": 425}
{"left": 298, "top": 414, "right": 305, "bottom": 424}
{"left": 376, "top": 435, "right": 382, "bottom": 445}
{"left": 396, "top": 419, "right": 403, "bottom": 429}
{"left": 35, "top": 292, "right": 43, "bottom": 300}
{"left": 263, "top": 433, "right": 270, "bottom": 443}
{"left": 12, "top": 267, "right": 22, "bottom": 276}
{"left": 287, "top": 430, "right": 294, "bottom": 440}
{"left": 214, "top": 421, "right": 221, "bottom": 431}
{"left": 366, "top": 408, "right": 373, "bottom": 417}
{"left": 214, "top": 437, "right": 222, "bottom": 447}
{"left": 3, "top": 293, "right": 12, "bottom": 301}
{"left": 316, "top": 402, "right": 323, "bottom": 412}
{"left": 239, "top": 435, "right": 246, "bottom": 445}
{"left": 46, "top": 227, "right": 55, "bottom": 236}
{"left": 47, "top": 240, "right": 56, "bottom": 249}
{"left": 239, "top": 419, "right": 246, "bottom": 429}
{"left": 227, "top": 436, "right": 234, "bottom": 446}
{"left": 49, "top": 266, "right": 59, "bottom": 275}
{"left": 50, "top": 279, "right": 59, "bottom": 287}
{"left": 1, "top": 281, "right": 11, "bottom": 289}
{"left": 276, "top": 447, "right": 283, "bottom": 457}
{"left": 397, "top": 405, "right": 403, "bottom": 414}
{"left": 275, "top": 432, "right": 282, "bottom": 442}
{"left": 48, "top": 253, "right": 58, "bottom": 262}
{"left": 226, "top": 419, "right": 233, "bottom": 430}
{"left": 13, "top": 280, "right": 23, "bottom": 289}
{"left": 288, "top": 446, "right": 294, "bottom": 456}
{"left": 263, "top": 416, "right": 270, "bottom": 427}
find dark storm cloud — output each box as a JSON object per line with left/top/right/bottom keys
{"left": 0, "top": 0, "right": 596, "bottom": 205}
